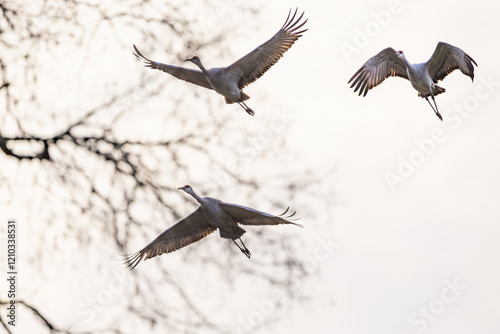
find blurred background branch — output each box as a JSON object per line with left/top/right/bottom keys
{"left": 0, "top": 1, "right": 328, "bottom": 333}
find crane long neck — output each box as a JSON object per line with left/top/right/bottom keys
{"left": 400, "top": 55, "right": 414, "bottom": 74}
{"left": 187, "top": 189, "right": 204, "bottom": 205}
{"left": 194, "top": 60, "right": 208, "bottom": 74}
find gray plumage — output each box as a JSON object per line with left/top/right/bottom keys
{"left": 348, "top": 42, "right": 478, "bottom": 120}
{"left": 133, "top": 8, "right": 307, "bottom": 116}
{"left": 124, "top": 185, "right": 302, "bottom": 269}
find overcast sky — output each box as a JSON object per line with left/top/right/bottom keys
{"left": 5, "top": 0, "right": 500, "bottom": 333}
{"left": 251, "top": 0, "right": 500, "bottom": 333}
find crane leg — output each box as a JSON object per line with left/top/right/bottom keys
{"left": 238, "top": 102, "right": 255, "bottom": 116}
{"left": 425, "top": 95, "right": 443, "bottom": 121}
{"left": 232, "top": 238, "right": 251, "bottom": 258}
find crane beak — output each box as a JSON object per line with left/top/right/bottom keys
{"left": 184, "top": 58, "right": 192, "bottom": 62}
{"left": 178, "top": 186, "right": 184, "bottom": 190}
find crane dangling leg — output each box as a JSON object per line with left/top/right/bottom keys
{"left": 232, "top": 238, "right": 251, "bottom": 258}
{"left": 425, "top": 94, "right": 443, "bottom": 121}
{"left": 238, "top": 102, "right": 255, "bottom": 116}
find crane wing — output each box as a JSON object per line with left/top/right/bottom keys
{"left": 133, "top": 45, "right": 214, "bottom": 90}
{"left": 220, "top": 203, "right": 303, "bottom": 227}
{"left": 227, "top": 8, "right": 307, "bottom": 89}
{"left": 348, "top": 47, "right": 409, "bottom": 97}
{"left": 124, "top": 208, "right": 216, "bottom": 269}
{"left": 425, "top": 42, "right": 477, "bottom": 83}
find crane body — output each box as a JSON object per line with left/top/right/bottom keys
{"left": 349, "top": 42, "right": 477, "bottom": 120}
{"left": 124, "top": 185, "right": 301, "bottom": 269}
{"left": 133, "top": 9, "right": 307, "bottom": 116}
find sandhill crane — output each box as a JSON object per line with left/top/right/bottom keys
{"left": 124, "top": 185, "right": 302, "bottom": 269}
{"left": 133, "top": 9, "right": 307, "bottom": 116}
{"left": 348, "top": 42, "right": 478, "bottom": 120}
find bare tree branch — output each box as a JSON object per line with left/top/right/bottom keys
{"left": 0, "top": 1, "right": 324, "bottom": 333}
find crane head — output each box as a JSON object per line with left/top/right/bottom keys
{"left": 185, "top": 56, "right": 201, "bottom": 65}
{"left": 178, "top": 185, "right": 193, "bottom": 193}
{"left": 395, "top": 50, "right": 406, "bottom": 60}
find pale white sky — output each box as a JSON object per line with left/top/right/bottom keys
{"left": 5, "top": 0, "right": 500, "bottom": 333}
{"left": 263, "top": 0, "right": 500, "bottom": 333}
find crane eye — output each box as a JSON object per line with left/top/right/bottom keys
{"left": 398, "top": 50, "right": 403, "bottom": 54}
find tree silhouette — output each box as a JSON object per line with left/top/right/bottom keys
{"left": 0, "top": 1, "right": 325, "bottom": 333}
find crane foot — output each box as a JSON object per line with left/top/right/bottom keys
{"left": 436, "top": 111, "right": 443, "bottom": 121}
{"left": 246, "top": 108, "right": 255, "bottom": 116}
{"left": 233, "top": 238, "right": 252, "bottom": 258}
{"left": 241, "top": 248, "right": 252, "bottom": 258}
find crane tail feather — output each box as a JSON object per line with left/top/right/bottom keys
{"left": 418, "top": 85, "right": 445, "bottom": 98}
{"left": 224, "top": 92, "right": 250, "bottom": 104}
